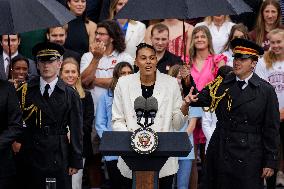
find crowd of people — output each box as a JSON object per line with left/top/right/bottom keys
{"left": 1, "top": 0, "right": 284, "bottom": 189}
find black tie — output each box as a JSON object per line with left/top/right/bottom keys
{"left": 43, "top": 84, "right": 50, "bottom": 99}
{"left": 237, "top": 80, "right": 246, "bottom": 90}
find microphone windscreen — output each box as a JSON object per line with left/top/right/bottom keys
{"left": 134, "top": 96, "right": 146, "bottom": 111}
{"left": 146, "top": 97, "right": 158, "bottom": 111}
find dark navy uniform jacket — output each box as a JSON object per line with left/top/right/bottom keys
{"left": 17, "top": 77, "right": 83, "bottom": 189}
{"left": 192, "top": 73, "right": 280, "bottom": 189}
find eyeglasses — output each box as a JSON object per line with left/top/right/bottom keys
{"left": 95, "top": 32, "right": 109, "bottom": 36}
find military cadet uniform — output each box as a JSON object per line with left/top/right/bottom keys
{"left": 191, "top": 38, "right": 280, "bottom": 189}
{"left": 16, "top": 42, "right": 83, "bottom": 189}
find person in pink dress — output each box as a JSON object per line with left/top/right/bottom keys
{"left": 189, "top": 26, "right": 227, "bottom": 91}
{"left": 181, "top": 25, "right": 226, "bottom": 188}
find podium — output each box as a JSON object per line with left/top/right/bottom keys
{"left": 100, "top": 131, "right": 192, "bottom": 189}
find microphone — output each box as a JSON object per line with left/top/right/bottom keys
{"left": 134, "top": 96, "right": 146, "bottom": 125}
{"left": 145, "top": 97, "right": 158, "bottom": 126}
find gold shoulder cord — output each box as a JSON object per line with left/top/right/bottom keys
{"left": 202, "top": 76, "right": 229, "bottom": 113}
{"left": 17, "top": 83, "right": 41, "bottom": 127}
{"left": 227, "top": 95, "right": 232, "bottom": 112}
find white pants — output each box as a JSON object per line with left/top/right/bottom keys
{"left": 72, "top": 158, "right": 85, "bottom": 189}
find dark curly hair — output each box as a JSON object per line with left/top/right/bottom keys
{"left": 97, "top": 20, "right": 126, "bottom": 53}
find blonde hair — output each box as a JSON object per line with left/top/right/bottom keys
{"left": 204, "top": 15, "right": 231, "bottom": 25}
{"left": 108, "top": 0, "right": 136, "bottom": 24}
{"left": 254, "top": 0, "right": 281, "bottom": 46}
{"left": 60, "top": 57, "right": 85, "bottom": 98}
{"left": 264, "top": 28, "right": 284, "bottom": 69}
{"left": 189, "top": 26, "right": 215, "bottom": 63}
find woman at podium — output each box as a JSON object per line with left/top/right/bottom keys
{"left": 112, "top": 43, "right": 189, "bottom": 188}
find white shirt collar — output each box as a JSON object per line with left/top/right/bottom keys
{"left": 236, "top": 72, "right": 253, "bottom": 89}
{"left": 3, "top": 51, "right": 19, "bottom": 60}
{"left": 236, "top": 72, "right": 253, "bottom": 83}
{"left": 40, "top": 77, "right": 58, "bottom": 96}
{"left": 107, "top": 50, "right": 119, "bottom": 57}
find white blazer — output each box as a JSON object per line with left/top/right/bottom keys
{"left": 112, "top": 71, "right": 185, "bottom": 178}
{"left": 125, "top": 21, "right": 146, "bottom": 59}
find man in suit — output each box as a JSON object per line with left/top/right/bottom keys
{"left": 150, "top": 23, "right": 183, "bottom": 74}
{"left": 186, "top": 38, "right": 280, "bottom": 189}
{"left": 46, "top": 26, "right": 81, "bottom": 63}
{"left": 0, "top": 80, "right": 23, "bottom": 189}
{"left": 16, "top": 42, "right": 83, "bottom": 189}
{"left": 0, "top": 34, "right": 38, "bottom": 80}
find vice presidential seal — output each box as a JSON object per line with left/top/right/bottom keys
{"left": 131, "top": 127, "right": 158, "bottom": 154}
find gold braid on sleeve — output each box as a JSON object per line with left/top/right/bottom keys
{"left": 17, "top": 83, "right": 41, "bottom": 127}
{"left": 202, "top": 76, "right": 228, "bottom": 113}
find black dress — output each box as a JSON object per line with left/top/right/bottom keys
{"left": 65, "top": 16, "right": 89, "bottom": 56}
{"left": 81, "top": 91, "right": 94, "bottom": 158}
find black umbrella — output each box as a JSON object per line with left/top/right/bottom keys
{"left": 0, "top": 0, "right": 75, "bottom": 35}
{"left": 115, "top": 0, "right": 252, "bottom": 63}
{"left": 115, "top": 0, "right": 252, "bottom": 20}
